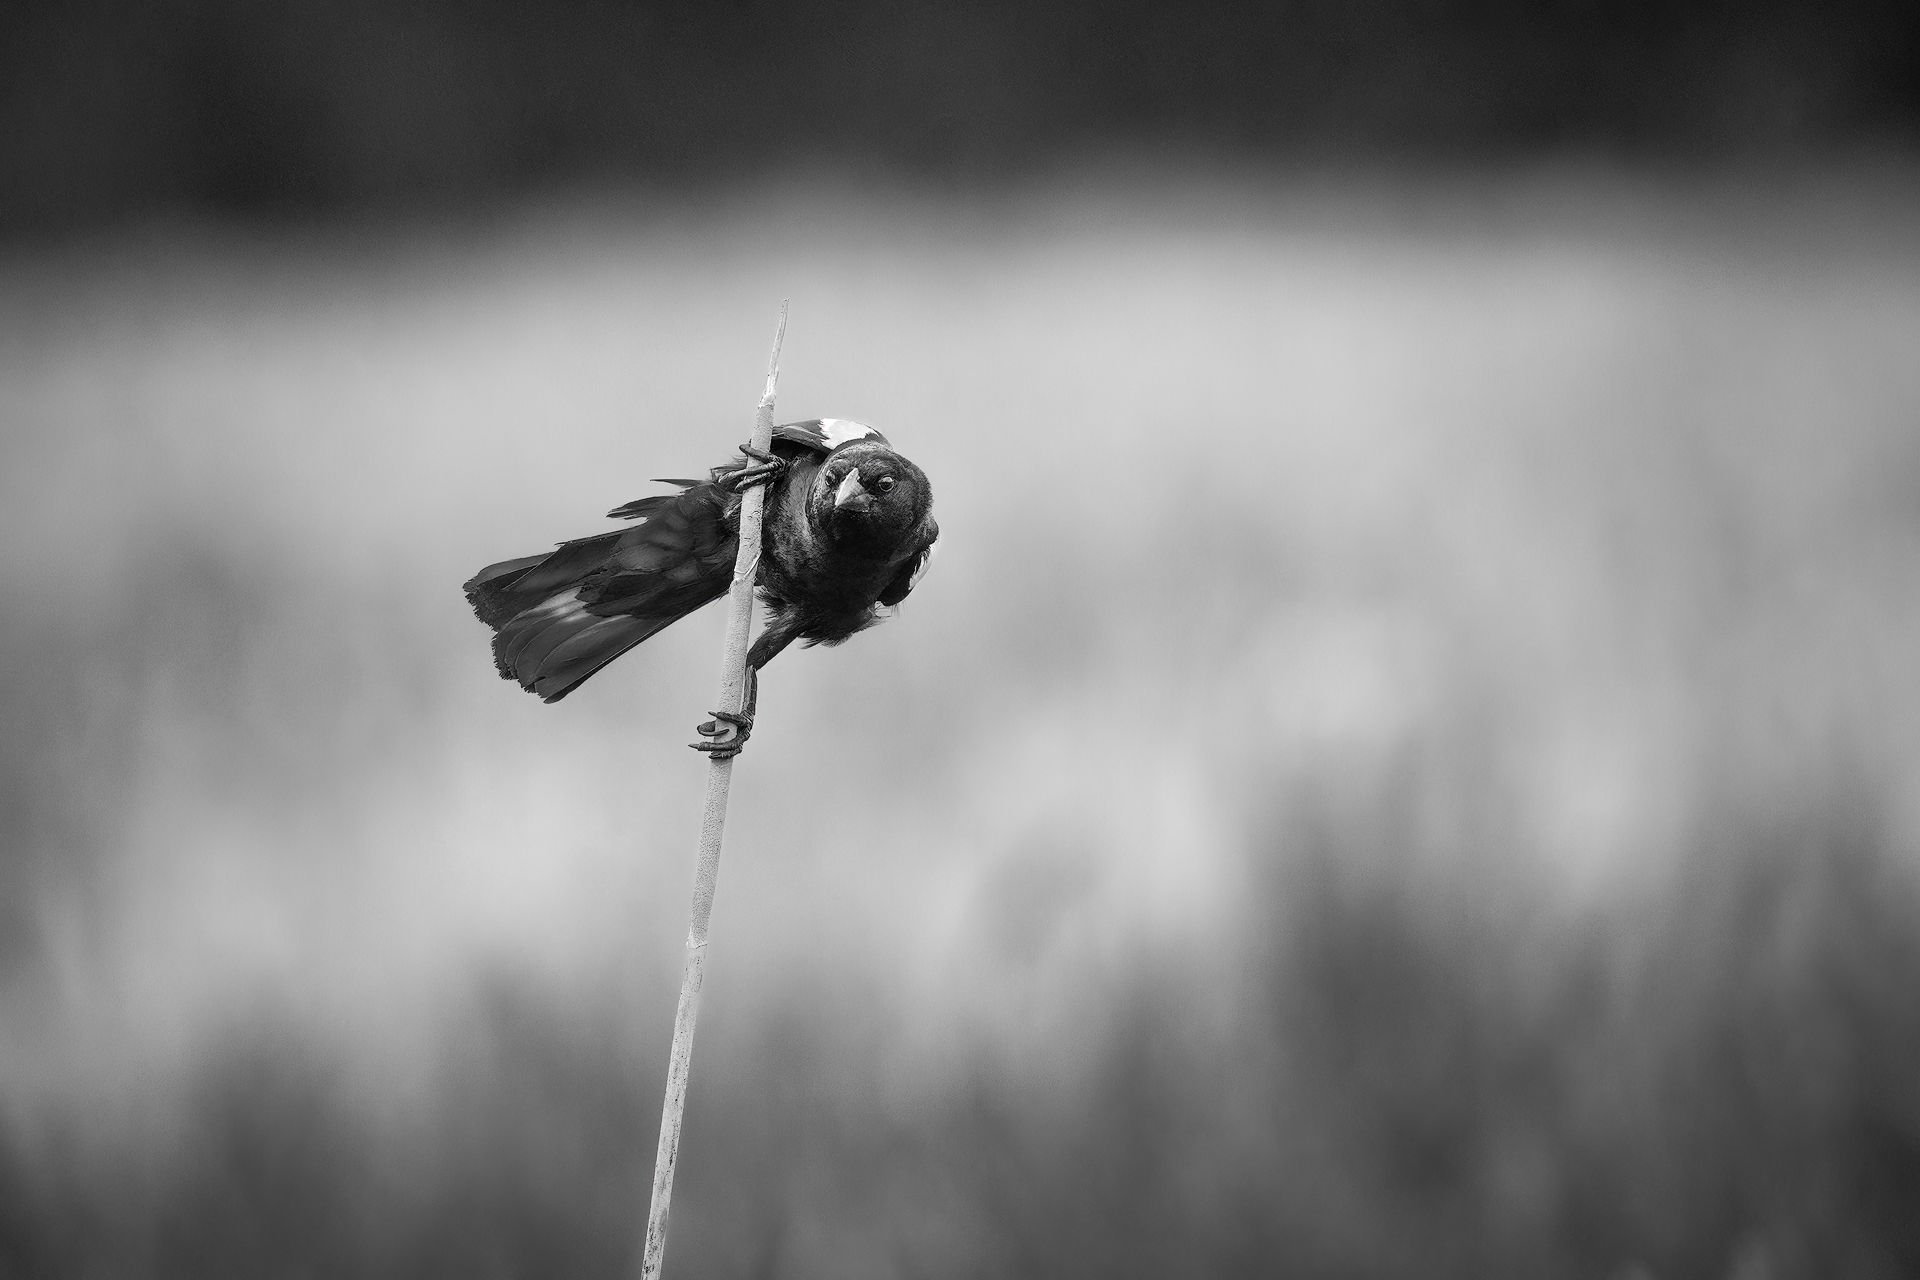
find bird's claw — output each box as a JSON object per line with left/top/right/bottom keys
{"left": 719, "top": 443, "right": 788, "bottom": 493}
{"left": 690, "top": 708, "right": 754, "bottom": 758}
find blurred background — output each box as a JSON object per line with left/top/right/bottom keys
{"left": 5, "top": 3, "right": 1920, "bottom": 1277}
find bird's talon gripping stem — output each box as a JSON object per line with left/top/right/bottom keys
{"left": 719, "top": 443, "right": 788, "bottom": 493}
{"left": 690, "top": 709, "right": 754, "bottom": 758}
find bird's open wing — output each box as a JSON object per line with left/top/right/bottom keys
{"left": 465, "top": 482, "right": 738, "bottom": 701}
{"left": 877, "top": 526, "right": 939, "bottom": 607}
{"left": 582, "top": 484, "right": 738, "bottom": 618}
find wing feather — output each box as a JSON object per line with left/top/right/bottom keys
{"left": 877, "top": 525, "right": 939, "bottom": 608}
{"left": 467, "top": 480, "right": 739, "bottom": 700}
{"left": 530, "top": 616, "right": 671, "bottom": 702}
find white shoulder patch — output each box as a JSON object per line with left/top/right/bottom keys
{"left": 818, "top": 418, "right": 880, "bottom": 450}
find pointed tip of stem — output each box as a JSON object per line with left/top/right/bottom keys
{"left": 761, "top": 303, "right": 789, "bottom": 403}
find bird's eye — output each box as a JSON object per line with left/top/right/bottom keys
{"left": 876, "top": 475, "right": 896, "bottom": 493}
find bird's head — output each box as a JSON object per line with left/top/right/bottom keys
{"left": 812, "top": 441, "right": 933, "bottom": 554}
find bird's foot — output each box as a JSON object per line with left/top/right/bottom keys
{"left": 690, "top": 709, "right": 754, "bottom": 758}
{"left": 719, "top": 444, "right": 788, "bottom": 493}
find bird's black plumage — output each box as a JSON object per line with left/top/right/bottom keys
{"left": 463, "top": 420, "right": 938, "bottom": 711}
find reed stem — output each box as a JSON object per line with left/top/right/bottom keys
{"left": 639, "top": 301, "right": 788, "bottom": 1278}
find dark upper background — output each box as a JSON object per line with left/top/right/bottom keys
{"left": 4, "top": 0, "right": 1919, "bottom": 233}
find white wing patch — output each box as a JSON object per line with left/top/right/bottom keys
{"left": 818, "top": 418, "right": 880, "bottom": 450}
{"left": 531, "top": 590, "right": 590, "bottom": 626}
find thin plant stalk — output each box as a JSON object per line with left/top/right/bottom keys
{"left": 639, "top": 302, "right": 788, "bottom": 1278}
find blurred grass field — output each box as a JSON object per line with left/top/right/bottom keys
{"left": 3, "top": 168, "right": 1920, "bottom": 1277}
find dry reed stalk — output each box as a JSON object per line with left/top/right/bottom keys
{"left": 639, "top": 302, "right": 788, "bottom": 1278}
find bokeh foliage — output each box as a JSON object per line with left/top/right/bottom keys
{"left": 2, "top": 174, "right": 1919, "bottom": 1276}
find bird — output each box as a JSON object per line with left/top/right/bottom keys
{"left": 463, "top": 418, "right": 938, "bottom": 756}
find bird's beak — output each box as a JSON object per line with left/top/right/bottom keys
{"left": 833, "top": 471, "right": 868, "bottom": 509}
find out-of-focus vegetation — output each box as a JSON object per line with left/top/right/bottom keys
{"left": 3, "top": 172, "right": 1919, "bottom": 1278}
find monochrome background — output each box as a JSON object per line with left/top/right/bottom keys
{"left": 4, "top": 4, "right": 1920, "bottom": 1276}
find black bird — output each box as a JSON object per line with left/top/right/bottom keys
{"left": 463, "top": 419, "right": 938, "bottom": 755}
